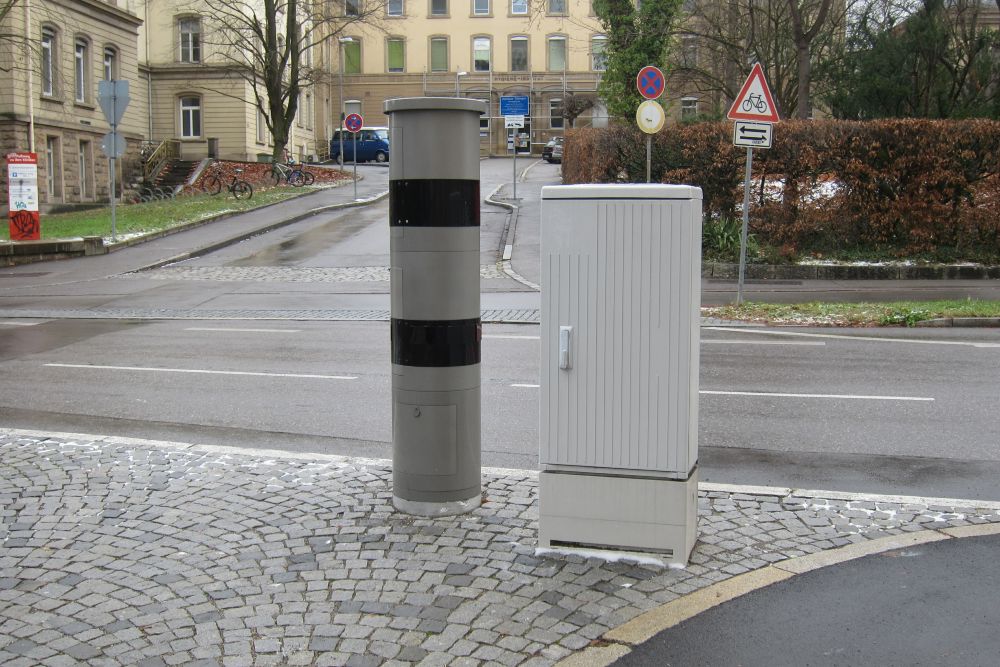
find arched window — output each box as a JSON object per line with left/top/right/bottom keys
{"left": 510, "top": 36, "right": 529, "bottom": 72}
{"left": 75, "top": 38, "right": 90, "bottom": 103}
{"left": 547, "top": 35, "right": 566, "bottom": 72}
{"left": 41, "top": 27, "right": 58, "bottom": 97}
{"left": 178, "top": 17, "right": 201, "bottom": 63}
{"left": 180, "top": 96, "right": 202, "bottom": 138}
{"left": 103, "top": 46, "right": 118, "bottom": 81}
{"left": 473, "top": 36, "right": 491, "bottom": 72}
{"left": 591, "top": 35, "right": 607, "bottom": 71}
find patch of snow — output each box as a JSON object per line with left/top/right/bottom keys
{"left": 535, "top": 546, "right": 681, "bottom": 569}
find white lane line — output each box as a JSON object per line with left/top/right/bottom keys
{"left": 185, "top": 327, "right": 302, "bottom": 333}
{"left": 484, "top": 335, "right": 540, "bottom": 340}
{"left": 0, "top": 321, "right": 40, "bottom": 326}
{"left": 509, "top": 384, "right": 931, "bottom": 401}
{"left": 702, "top": 340, "right": 825, "bottom": 346}
{"left": 705, "top": 326, "right": 1000, "bottom": 348}
{"left": 45, "top": 363, "right": 357, "bottom": 380}
{"left": 700, "top": 390, "right": 933, "bottom": 402}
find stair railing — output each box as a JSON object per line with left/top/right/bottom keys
{"left": 142, "top": 139, "right": 181, "bottom": 183}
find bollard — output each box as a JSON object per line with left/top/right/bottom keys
{"left": 384, "top": 97, "right": 487, "bottom": 517}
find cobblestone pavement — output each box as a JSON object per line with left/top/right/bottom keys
{"left": 2, "top": 431, "right": 998, "bottom": 667}
{"left": 122, "top": 265, "right": 509, "bottom": 283}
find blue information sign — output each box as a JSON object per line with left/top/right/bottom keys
{"left": 500, "top": 95, "right": 530, "bottom": 117}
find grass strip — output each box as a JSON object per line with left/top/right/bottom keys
{"left": 0, "top": 187, "right": 316, "bottom": 241}
{"left": 703, "top": 299, "right": 1000, "bottom": 327}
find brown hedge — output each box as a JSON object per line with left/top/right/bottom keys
{"left": 563, "top": 120, "right": 1000, "bottom": 259}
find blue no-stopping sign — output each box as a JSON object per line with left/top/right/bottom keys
{"left": 345, "top": 113, "right": 363, "bottom": 133}
{"left": 636, "top": 66, "right": 665, "bottom": 100}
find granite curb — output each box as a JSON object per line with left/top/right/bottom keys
{"left": 2, "top": 428, "right": 999, "bottom": 667}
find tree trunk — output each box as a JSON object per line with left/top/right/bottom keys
{"left": 796, "top": 41, "right": 811, "bottom": 119}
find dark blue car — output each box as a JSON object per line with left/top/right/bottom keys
{"left": 330, "top": 127, "right": 390, "bottom": 163}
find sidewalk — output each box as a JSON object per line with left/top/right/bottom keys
{"left": 2, "top": 429, "right": 999, "bottom": 666}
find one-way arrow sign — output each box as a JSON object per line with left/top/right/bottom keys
{"left": 733, "top": 120, "right": 772, "bottom": 148}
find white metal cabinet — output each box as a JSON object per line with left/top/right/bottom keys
{"left": 538, "top": 184, "right": 703, "bottom": 564}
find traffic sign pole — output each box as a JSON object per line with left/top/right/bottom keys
{"left": 737, "top": 147, "right": 753, "bottom": 305}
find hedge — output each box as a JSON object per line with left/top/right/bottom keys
{"left": 562, "top": 120, "right": 1000, "bottom": 262}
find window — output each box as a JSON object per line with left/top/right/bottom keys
{"left": 388, "top": 0, "right": 403, "bottom": 15}
{"left": 180, "top": 96, "right": 202, "bottom": 138}
{"left": 591, "top": 35, "right": 607, "bottom": 71}
{"left": 681, "top": 34, "right": 697, "bottom": 67}
{"left": 305, "top": 92, "right": 313, "bottom": 130}
{"left": 474, "top": 0, "right": 489, "bottom": 14}
{"left": 346, "top": 0, "right": 361, "bottom": 15}
{"left": 547, "top": 36, "right": 566, "bottom": 71}
{"left": 430, "top": 37, "right": 448, "bottom": 72}
{"left": 550, "top": 98, "right": 564, "bottom": 129}
{"left": 79, "top": 140, "right": 93, "bottom": 200}
{"left": 681, "top": 97, "right": 698, "bottom": 120}
{"left": 511, "top": 37, "right": 529, "bottom": 72}
{"left": 45, "top": 136, "right": 60, "bottom": 198}
{"left": 345, "top": 100, "right": 362, "bottom": 116}
{"left": 103, "top": 47, "right": 117, "bottom": 80}
{"left": 296, "top": 93, "right": 303, "bottom": 127}
{"left": 548, "top": 0, "right": 566, "bottom": 13}
{"left": 179, "top": 18, "right": 201, "bottom": 63}
{"left": 473, "top": 36, "right": 490, "bottom": 72}
{"left": 387, "top": 38, "right": 404, "bottom": 72}
{"left": 75, "top": 40, "right": 89, "bottom": 103}
{"left": 431, "top": 0, "right": 448, "bottom": 15}
{"left": 343, "top": 40, "right": 361, "bottom": 73}
{"left": 257, "top": 108, "right": 267, "bottom": 144}
{"left": 511, "top": 0, "right": 527, "bottom": 14}
{"left": 41, "top": 28, "right": 55, "bottom": 96}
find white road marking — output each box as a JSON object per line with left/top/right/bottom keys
{"left": 185, "top": 327, "right": 302, "bottom": 333}
{"left": 702, "top": 340, "right": 825, "bottom": 346}
{"left": 705, "top": 327, "right": 1000, "bottom": 348}
{"left": 510, "top": 384, "right": 932, "bottom": 401}
{"left": 45, "top": 363, "right": 357, "bottom": 380}
{"left": 484, "top": 335, "right": 540, "bottom": 340}
{"left": 700, "top": 390, "right": 933, "bottom": 402}
{"left": 0, "top": 321, "right": 39, "bottom": 326}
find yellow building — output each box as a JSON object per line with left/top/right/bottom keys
{"left": 327, "top": 0, "right": 609, "bottom": 155}
{"left": 1, "top": 0, "right": 145, "bottom": 209}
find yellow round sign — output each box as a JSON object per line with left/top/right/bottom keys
{"left": 636, "top": 99, "right": 666, "bottom": 134}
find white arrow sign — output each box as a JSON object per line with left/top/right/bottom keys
{"left": 505, "top": 115, "right": 525, "bottom": 129}
{"left": 733, "top": 121, "right": 773, "bottom": 149}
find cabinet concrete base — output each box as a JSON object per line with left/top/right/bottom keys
{"left": 538, "top": 468, "right": 698, "bottom": 566}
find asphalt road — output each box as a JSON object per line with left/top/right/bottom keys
{"left": 616, "top": 533, "right": 1000, "bottom": 667}
{"left": 1, "top": 318, "right": 998, "bottom": 500}
{"left": 1, "top": 158, "right": 999, "bottom": 501}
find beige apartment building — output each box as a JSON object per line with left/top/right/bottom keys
{"left": 0, "top": 0, "right": 145, "bottom": 209}
{"left": 329, "top": 0, "right": 610, "bottom": 154}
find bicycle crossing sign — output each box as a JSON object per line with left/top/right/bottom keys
{"left": 636, "top": 66, "right": 665, "bottom": 100}
{"left": 727, "top": 63, "right": 780, "bottom": 123}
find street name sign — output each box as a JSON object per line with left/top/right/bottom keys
{"left": 733, "top": 120, "right": 773, "bottom": 148}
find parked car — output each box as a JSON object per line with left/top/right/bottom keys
{"left": 542, "top": 136, "right": 564, "bottom": 163}
{"left": 329, "top": 127, "right": 390, "bottom": 163}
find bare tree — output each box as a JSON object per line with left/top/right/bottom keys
{"left": 191, "top": 0, "right": 384, "bottom": 161}
{"left": 675, "top": 0, "right": 848, "bottom": 118}
{"left": 1, "top": 0, "right": 30, "bottom": 72}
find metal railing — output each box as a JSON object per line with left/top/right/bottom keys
{"left": 141, "top": 139, "right": 181, "bottom": 183}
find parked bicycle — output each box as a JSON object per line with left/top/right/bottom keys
{"left": 202, "top": 166, "right": 253, "bottom": 199}
{"left": 269, "top": 160, "right": 314, "bottom": 187}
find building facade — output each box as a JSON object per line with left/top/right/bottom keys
{"left": 1, "top": 0, "right": 145, "bottom": 210}
{"left": 328, "top": 0, "right": 610, "bottom": 154}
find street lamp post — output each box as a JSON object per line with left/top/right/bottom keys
{"left": 338, "top": 37, "right": 355, "bottom": 169}
{"left": 455, "top": 71, "right": 467, "bottom": 97}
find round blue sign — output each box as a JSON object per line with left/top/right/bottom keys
{"left": 345, "top": 113, "right": 363, "bottom": 133}
{"left": 636, "top": 66, "right": 665, "bottom": 100}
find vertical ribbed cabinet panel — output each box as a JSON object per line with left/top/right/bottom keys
{"left": 540, "top": 185, "right": 702, "bottom": 477}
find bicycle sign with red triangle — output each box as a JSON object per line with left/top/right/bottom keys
{"left": 727, "top": 63, "right": 780, "bottom": 123}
